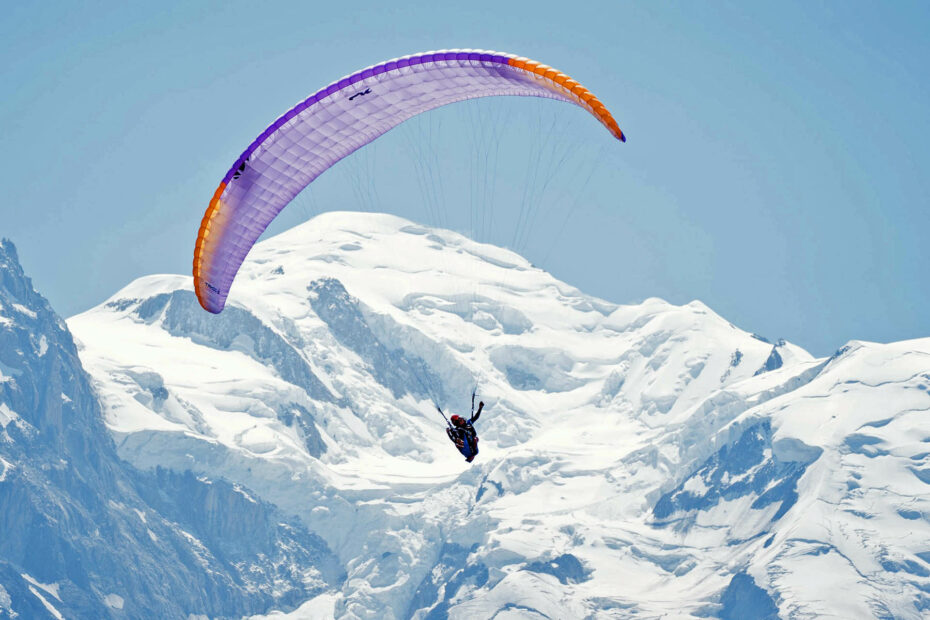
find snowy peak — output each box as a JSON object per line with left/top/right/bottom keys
{"left": 0, "top": 237, "right": 103, "bottom": 446}
{"left": 71, "top": 212, "right": 813, "bottom": 468}
{"left": 63, "top": 213, "right": 929, "bottom": 618}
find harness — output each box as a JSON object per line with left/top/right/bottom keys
{"left": 447, "top": 422, "right": 478, "bottom": 458}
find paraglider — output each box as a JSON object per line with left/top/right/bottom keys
{"left": 439, "top": 394, "right": 485, "bottom": 463}
{"left": 193, "top": 49, "right": 625, "bottom": 314}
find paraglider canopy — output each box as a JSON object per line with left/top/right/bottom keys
{"left": 193, "top": 49, "right": 625, "bottom": 313}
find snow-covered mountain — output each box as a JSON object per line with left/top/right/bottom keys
{"left": 0, "top": 239, "right": 342, "bottom": 619}
{"left": 11, "top": 209, "right": 929, "bottom": 618}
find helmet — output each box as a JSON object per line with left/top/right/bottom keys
{"left": 450, "top": 415, "right": 463, "bottom": 424}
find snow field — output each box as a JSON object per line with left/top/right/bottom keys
{"left": 68, "top": 212, "right": 930, "bottom": 618}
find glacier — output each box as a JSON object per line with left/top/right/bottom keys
{"left": 1, "top": 211, "right": 928, "bottom": 618}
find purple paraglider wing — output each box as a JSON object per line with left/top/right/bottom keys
{"left": 194, "top": 49, "right": 624, "bottom": 313}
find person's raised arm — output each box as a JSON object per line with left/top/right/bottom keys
{"left": 471, "top": 401, "right": 484, "bottom": 423}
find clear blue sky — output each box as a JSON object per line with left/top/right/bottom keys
{"left": 2, "top": 1, "right": 928, "bottom": 356}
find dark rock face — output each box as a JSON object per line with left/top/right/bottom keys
{"left": 754, "top": 346, "right": 784, "bottom": 376}
{"left": 0, "top": 240, "right": 342, "bottom": 618}
{"left": 279, "top": 403, "right": 328, "bottom": 458}
{"left": 719, "top": 572, "right": 779, "bottom": 620}
{"left": 524, "top": 553, "right": 591, "bottom": 584}
{"left": 654, "top": 419, "right": 822, "bottom": 527}
{"left": 132, "top": 289, "right": 335, "bottom": 403}
{"left": 308, "top": 277, "right": 444, "bottom": 401}
{"left": 406, "top": 543, "right": 490, "bottom": 620}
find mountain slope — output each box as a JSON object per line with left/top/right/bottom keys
{"left": 67, "top": 212, "right": 930, "bottom": 618}
{"left": 0, "top": 239, "right": 342, "bottom": 619}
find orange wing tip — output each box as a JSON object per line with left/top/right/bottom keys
{"left": 506, "top": 56, "right": 625, "bottom": 143}
{"left": 193, "top": 181, "right": 228, "bottom": 285}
